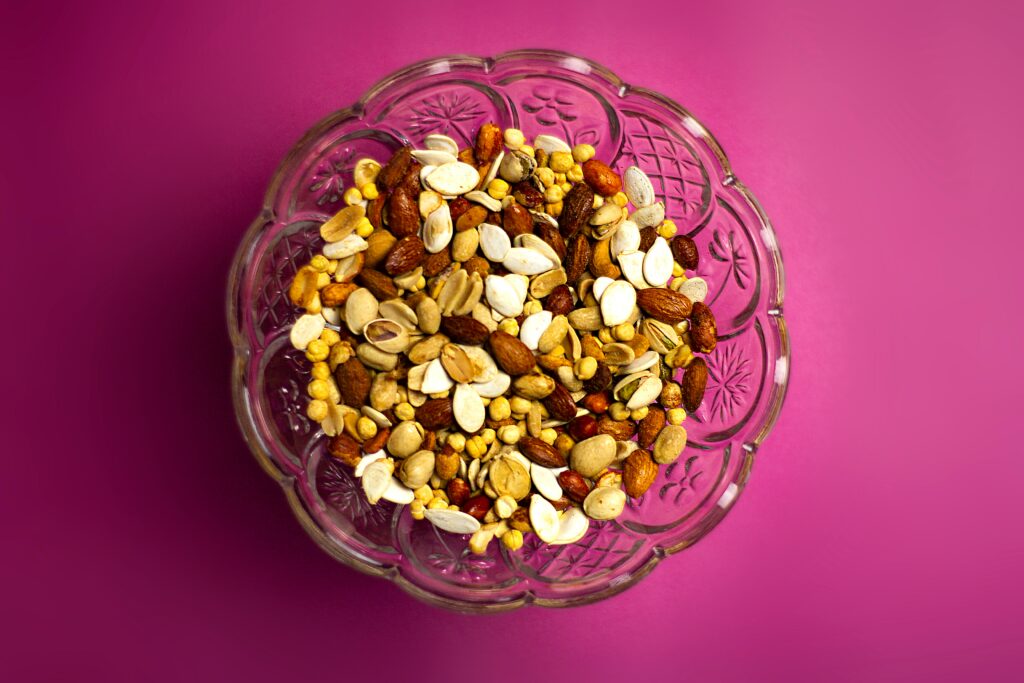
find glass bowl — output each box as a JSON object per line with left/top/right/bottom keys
{"left": 227, "top": 49, "right": 789, "bottom": 611}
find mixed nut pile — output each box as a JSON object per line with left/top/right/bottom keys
{"left": 287, "top": 123, "right": 716, "bottom": 554}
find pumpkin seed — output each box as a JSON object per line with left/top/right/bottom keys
{"left": 618, "top": 250, "right": 649, "bottom": 289}
{"left": 552, "top": 507, "right": 589, "bottom": 545}
{"left": 465, "top": 190, "right": 501, "bottom": 212}
{"left": 533, "top": 134, "right": 571, "bottom": 154}
{"left": 643, "top": 237, "right": 673, "bottom": 286}
{"left": 610, "top": 220, "right": 641, "bottom": 259}
{"left": 422, "top": 203, "right": 453, "bottom": 254}
{"left": 453, "top": 383, "right": 485, "bottom": 433}
{"left": 623, "top": 166, "right": 656, "bottom": 208}
{"left": 679, "top": 276, "right": 708, "bottom": 303}
{"left": 425, "top": 162, "right": 480, "bottom": 196}
{"left": 412, "top": 149, "right": 457, "bottom": 166}
{"left": 424, "top": 508, "right": 482, "bottom": 534}
{"left": 530, "top": 463, "right": 563, "bottom": 501}
{"left": 479, "top": 222, "right": 511, "bottom": 262}
{"left": 632, "top": 201, "right": 665, "bottom": 228}
{"left": 600, "top": 280, "right": 636, "bottom": 326}
{"left": 502, "top": 247, "right": 556, "bottom": 275}
{"left": 529, "top": 494, "right": 560, "bottom": 543}
{"left": 424, "top": 133, "right": 459, "bottom": 156}
{"left": 485, "top": 274, "right": 525, "bottom": 318}
{"left": 421, "top": 357, "right": 454, "bottom": 394}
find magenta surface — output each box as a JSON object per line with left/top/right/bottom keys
{"left": 4, "top": 1, "right": 1022, "bottom": 680}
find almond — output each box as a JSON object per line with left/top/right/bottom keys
{"left": 489, "top": 330, "right": 536, "bottom": 376}
{"left": 535, "top": 221, "right": 567, "bottom": 260}
{"left": 557, "top": 470, "right": 590, "bottom": 503}
{"left": 543, "top": 383, "right": 577, "bottom": 422}
{"left": 671, "top": 235, "right": 700, "bottom": 270}
{"left": 638, "top": 226, "right": 657, "bottom": 252}
{"left": 636, "top": 288, "right": 693, "bottom": 323}
{"left": 384, "top": 235, "right": 425, "bottom": 276}
{"left": 326, "top": 432, "right": 361, "bottom": 467}
{"left": 415, "top": 398, "right": 454, "bottom": 430}
{"left": 519, "top": 436, "right": 567, "bottom": 468}
{"left": 596, "top": 416, "right": 636, "bottom": 441}
{"left": 582, "top": 159, "right": 622, "bottom": 196}
{"left": 386, "top": 186, "right": 420, "bottom": 238}
{"left": 440, "top": 315, "right": 489, "bottom": 344}
{"left": 582, "top": 363, "right": 612, "bottom": 393}
{"left": 422, "top": 249, "right": 451, "bottom": 277}
{"left": 688, "top": 301, "right": 718, "bottom": 353}
{"left": 379, "top": 147, "right": 413, "bottom": 190}
{"left": 364, "top": 230, "right": 395, "bottom": 269}
{"left": 335, "top": 358, "right": 371, "bottom": 407}
{"left": 475, "top": 122, "right": 503, "bottom": 163}
{"left": 560, "top": 182, "right": 595, "bottom": 238}
{"left": 356, "top": 269, "right": 398, "bottom": 301}
{"left": 502, "top": 201, "right": 533, "bottom": 238}
{"left": 565, "top": 233, "right": 590, "bottom": 283}
{"left": 681, "top": 357, "right": 708, "bottom": 413}
{"left": 544, "top": 284, "right": 574, "bottom": 316}
{"left": 320, "top": 282, "right": 358, "bottom": 307}
{"left": 637, "top": 406, "right": 666, "bottom": 448}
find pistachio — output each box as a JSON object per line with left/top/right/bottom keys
{"left": 570, "top": 434, "right": 616, "bottom": 478}
{"left": 399, "top": 450, "right": 436, "bottom": 489}
{"left": 387, "top": 421, "right": 425, "bottom": 458}
{"left": 632, "top": 201, "right": 665, "bottom": 228}
{"left": 679, "top": 276, "right": 708, "bottom": 304}
{"left": 363, "top": 318, "right": 410, "bottom": 353}
{"left": 602, "top": 342, "right": 636, "bottom": 367}
{"left": 641, "top": 319, "right": 681, "bottom": 354}
{"left": 582, "top": 486, "right": 626, "bottom": 520}
{"left": 653, "top": 424, "right": 688, "bottom": 464}
{"left": 498, "top": 149, "right": 537, "bottom": 183}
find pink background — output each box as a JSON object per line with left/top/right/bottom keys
{"left": 4, "top": 1, "right": 1022, "bottom": 680}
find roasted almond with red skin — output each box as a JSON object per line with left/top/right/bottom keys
{"left": 638, "top": 226, "right": 658, "bottom": 252}
{"left": 637, "top": 406, "right": 666, "bottom": 448}
{"left": 422, "top": 249, "right": 452, "bottom": 277}
{"left": 559, "top": 182, "right": 595, "bottom": 238}
{"left": 544, "top": 284, "right": 574, "bottom": 316}
{"left": 367, "top": 193, "right": 386, "bottom": 230}
{"left": 597, "top": 416, "right": 636, "bottom": 441}
{"left": 475, "top": 122, "right": 503, "bottom": 163}
{"left": 455, "top": 205, "right": 488, "bottom": 232}
{"left": 462, "top": 255, "right": 490, "bottom": 278}
{"left": 535, "top": 221, "right": 567, "bottom": 259}
{"left": 435, "top": 444, "right": 459, "bottom": 480}
{"left": 582, "top": 363, "right": 612, "bottom": 393}
{"left": 519, "top": 436, "right": 567, "bottom": 468}
{"left": 512, "top": 182, "right": 544, "bottom": 209}
{"left": 327, "top": 433, "right": 361, "bottom": 467}
{"left": 386, "top": 186, "right": 419, "bottom": 238}
{"left": 557, "top": 470, "right": 591, "bottom": 503}
{"left": 416, "top": 398, "right": 454, "bottom": 430}
{"left": 461, "top": 495, "right": 491, "bottom": 520}
{"left": 502, "top": 201, "right": 533, "bottom": 238}
{"left": 671, "top": 235, "right": 700, "bottom": 270}
{"left": 441, "top": 315, "right": 489, "bottom": 345}
{"left": 489, "top": 330, "right": 536, "bottom": 376}
{"left": 681, "top": 357, "right": 709, "bottom": 413}
{"left": 362, "top": 427, "right": 389, "bottom": 455}
{"left": 379, "top": 147, "right": 412, "bottom": 190}
{"left": 357, "top": 269, "right": 398, "bottom": 300}
{"left": 688, "top": 301, "right": 718, "bottom": 353}
{"left": 384, "top": 235, "right": 425, "bottom": 276}
{"left": 543, "top": 383, "right": 577, "bottom": 422}
{"left": 320, "top": 282, "right": 358, "bottom": 307}
{"left": 446, "top": 478, "right": 471, "bottom": 507}
{"left": 623, "top": 450, "right": 658, "bottom": 498}
{"left": 448, "top": 197, "right": 470, "bottom": 222}
{"left": 636, "top": 288, "right": 693, "bottom": 324}
{"left": 582, "top": 159, "right": 622, "bottom": 196}
{"left": 565, "top": 233, "right": 591, "bottom": 283}
{"left": 335, "top": 358, "right": 371, "bottom": 407}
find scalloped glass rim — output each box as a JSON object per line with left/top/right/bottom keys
{"left": 227, "top": 49, "right": 789, "bottom": 611}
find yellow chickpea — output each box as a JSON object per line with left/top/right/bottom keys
{"left": 414, "top": 485, "right": 433, "bottom": 504}
{"left": 427, "top": 498, "right": 448, "bottom": 510}
{"left": 501, "top": 529, "right": 524, "bottom": 551}
{"left": 667, "top": 408, "right": 687, "bottom": 425}
{"left": 305, "top": 339, "right": 330, "bottom": 362}
{"left": 306, "top": 400, "right": 328, "bottom": 422}
{"left": 343, "top": 187, "right": 363, "bottom": 206}
{"left": 488, "top": 178, "right": 510, "bottom": 200}
{"left": 567, "top": 164, "right": 584, "bottom": 183}
{"left": 548, "top": 151, "right": 573, "bottom": 173}
{"left": 612, "top": 323, "right": 635, "bottom": 342}
{"left": 544, "top": 185, "right": 564, "bottom": 203}
{"left": 539, "top": 428, "right": 558, "bottom": 445}
{"left": 547, "top": 201, "right": 563, "bottom": 217}
{"left": 523, "top": 300, "right": 542, "bottom": 316}
{"left": 394, "top": 402, "right": 415, "bottom": 422}
{"left": 612, "top": 192, "right": 628, "bottom": 207}
{"left": 356, "top": 416, "right": 377, "bottom": 440}
{"left": 536, "top": 167, "right": 555, "bottom": 187}
{"left": 509, "top": 397, "right": 532, "bottom": 416}
{"left": 320, "top": 328, "right": 341, "bottom": 346}
{"left": 307, "top": 379, "right": 331, "bottom": 401}
{"left": 498, "top": 318, "right": 519, "bottom": 336}
{"left": 447, "top": 432, "right": 466, "bottom": 452}
{"left": 489, "top": 396, "right": 512, "bottom": 421}
{"left": 311, "top": 362, "right": 331, "bottom": 380}
{"left": 360, "top": 183, "right": 379, "bottom": 200}
{"left": 630, "top": 406, "right": 649, "bottom": 421}
{"left": 409, "top": 500, "right": 426, "bottom": 520}
{"left": 519, "top": 144, "right": 535, "bottom": 157}
{"left": 480, "top": 429, "right": 496, "bottom": 445}
{"left": 498, "top": 425, "right": 521, "bottom": 444}
{"left": 609, "top": 402, "right": 630, "bottom": 421}
{"left": 355, "top": 217, "right": 374, "bottom": 238}
{"left": 572, "top": 143, "right": 595, "bottom": 163}
{"left": 575, "top": 356, "right": 598, "bottom": 380}
{"left": 309, "top": 255, "right": 330, "bottom": 272}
